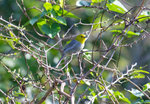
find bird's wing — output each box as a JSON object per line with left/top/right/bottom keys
{"left": 64, "top": 40, "right": 78, "bottom": 51}
{"left": 63, "top": 40, "right": 81, "bottom": 54}
{"left": 56, "top": 40, "right": 79, "bottom": 68}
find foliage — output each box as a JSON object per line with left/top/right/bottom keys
{"left": 0, "top": 0, "right": 150, "bottom": 104}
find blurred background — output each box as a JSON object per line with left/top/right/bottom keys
{"left": 0, "top": 0, "right": 150, "bottom": 103}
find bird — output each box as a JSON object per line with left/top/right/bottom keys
{"left": 56, "top": 34, "right": 87, "bottom": 68}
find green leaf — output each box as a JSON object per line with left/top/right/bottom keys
{"left": 29, "top": 16, "right": 39, "bottom": 25}
{"left": 107, "top": 3, "right": 126, "bottom": 14}
{"left": 137, "top": 15, "right": 150, "bottom": 22}
{"left": 50, "top": 23, "right": 61, "bottom": 38}
{"left": 133, "top": 70, "right": 149, "bottom": 74}
{"left": 53, "top": 5, "right": 60, "bottom": 12}
{"left": 143, "top": 83, "right": 150, "bottom": 91}
{"left": 90, "top": 90, "right": 96, "bottom": 96}
{"left": 42, "top": 101, "right": 46, "bottom": 104}
{"left": 99, "top": 95, "right": 109, "bottom": 99}
{"left": 89, "top": 88, "right": 96, "bottom": 97}
{"left": 29, "top": 10, "right": 50, "bottom": 26}
{"left": 119, "top": 96, "right": 130, "bottom": 103}
{"left": 43, "top": 2, "right": 52, "bottom": 11}
{"left": 37, "top": 19, "right": 47, "bottom": 33}
{"left": 92, "top": 0, "right": 103, "bottom": 3}
{"left": 98, "top": 85, "right": 104, "bottom": 90}
{"left": 63, "top": 10, "right": 80, "bottom": 19}
{"left": 40, "top": 10, "right": 49, "bottom": 17}
{"left": 41, "top": 24, "right": 51, "bottom": 37}
{"left": 80, "top": 80, "right": 85, "bottom": 85}
{"left": 9, "top": 31, "right": 15, "bottom": 38}
{"left": 13, "top": 38, "right": 20, "bottom": 43}
{"left": 56, "top": 16, "right": 67, "bottom": 25}
{"left": 40, "top": 23, "right": 60, "bottom": 38}
{"left": 111, "top": 30, "right": 140, "bottom": 38}
{"left": 130, "top": 73, "right": 145, "bottom": 79}
{"left": 113, "top": 91, "right": 131, "bottom": 104}
{"left": 6, "top": 39, "right": 15, "bottom": 49}
{"left": 50, "top": 9, "right": 67, "bottom": 25}
{"left": 16, "top": 102, "right": 21, "bottom": 104}
{"left": 14, "top": 92, "right": 25, "bottom": 97}
{"left": 90, "top": 72, "right": 95, "bottom": 77}
{"left": 65, "top": 67, "right": 71, "bottom": 73}
{"left": 127, "top": 88, "right": 144, "bottom": 97}
{"left": 28, "top": 10, "right": 46, "bottom": 26}
{"left": 83, "top": 51, "right": 91, "bottom": 60}
{"left": 126, "top": 31, "right": 140, "bottom": 38}
{"left": 51, "top": 9, "right": 58, "bottom": 18}
{"left": 130, "top": 69, "right": 149, "bottom": 79}
{"left": 83, "top": 79, "right": 91, "bottom": 86}
{"left": 53, "top": 4, "right": 79, "bottom": 19}
{"left": 23, "top": 20, "right": 30, "bottom": 27}
{"left": 111, "top": 30, "right": 122, "bottom": 34}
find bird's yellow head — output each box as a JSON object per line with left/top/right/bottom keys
{"left": 75, "top": 34, "right": 87, "bottom": 44}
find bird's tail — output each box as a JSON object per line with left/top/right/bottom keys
{"left": 56, "top": 56, "right": 64, "bottom": 68}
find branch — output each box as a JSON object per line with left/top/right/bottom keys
{"left": 89, "top": 63, "right": 137, "bottom": 103}
{"left": 37, "top": 81, "right": 57, "bottom": 104}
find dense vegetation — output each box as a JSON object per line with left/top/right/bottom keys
{"left": 0, "top": 0, "right": 150, "bottom": 103}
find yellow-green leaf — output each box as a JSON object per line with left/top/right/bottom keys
{"left": 127, "top": 88, "right": 144, "bottom": 97}
{"left": 130, "top": 73, "right": 145, "bottom": 79}
{"left": 92, "top": 0, "right": 103, "bottom": 3}
{"left": 9, "top": 31, "right": 15, "bottom": 38}
{"left": 6, "top": 39, "right": 15, "bottom": 49}
{"left": 143, "top": 83, "right": 150, "bottom": 91}
{"left": 107, "top": 3, "right": 126, "bottom": 14}
{"left": 134, "top": 70, "right": 149, "bottom": 74}
{"left": 43, "top": 2, "right": 52, "bottom": 11}
{"left": 37, "top": 19, "right": 47, "bottom": 33}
